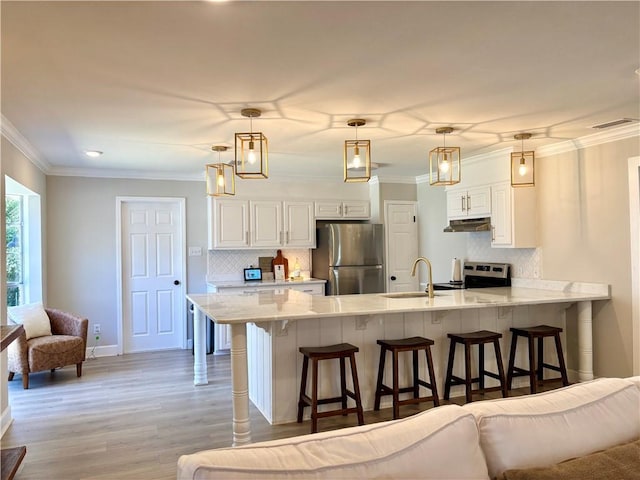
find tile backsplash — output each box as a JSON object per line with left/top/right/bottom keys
{"left": 207, "top": 249, "right": 312, "bottom": 282}
{"left": 467, "top": 232, "right": 542, "bottom": 278}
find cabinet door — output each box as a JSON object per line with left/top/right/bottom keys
{"left": 342, "top": 201, "right": 370, "bottom": 219}
{"left": 491, "top": 183, "right": 512, "bottom": 246}
{"left": 287, "top": 283, "right": 325, "bottom": 295}
{"left": 314, "top": 201, "right": 343, "bottom": 219}
{"left": 284, "top": 201, "right": 315, "bottom": 247}
{"left": 213, "top": 199, "right": 249, "bottom": 248}
{"left": 467, "top": 186, "right": 491, "bottom": 217}
{"left": 446, "top": 189, "right": 466, "bottom": 219}
{"left": 251, "top": 201, "right": 283, "bottom": 247}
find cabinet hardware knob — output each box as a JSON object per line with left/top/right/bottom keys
{"left": 174, "top": 280, "right": 181, "bottom": 285}
{"left": 390, "top": 276, "right": 397, "bottom": 281}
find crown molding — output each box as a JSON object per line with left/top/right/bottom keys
{"left": 47, "top": 165, "right": 204, "bottom": 182}
{"left": 1, "top": 115, "right": 51, "bottom": 174}
{"left": 536, "top": 123, "right": 640, "bottom": 158}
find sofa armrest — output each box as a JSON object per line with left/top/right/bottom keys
{"left": 46, "top": 308, "right": 88, "bottom": 349}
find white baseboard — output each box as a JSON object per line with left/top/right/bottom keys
{"left": 1, "top": 405, "right": 13, "bottom": 438}
{"left": 85, "top": 344, "right": 119, "bottom": 358}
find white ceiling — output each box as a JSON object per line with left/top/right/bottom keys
{"left": 2, "top": 1, "right": 639, "bottom": 181}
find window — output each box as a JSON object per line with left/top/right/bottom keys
{"left": 6, "top": 194, "right": 24, "bottom": 306}
{"left": 5, "top": 176, "right": 42, "bottom": 306}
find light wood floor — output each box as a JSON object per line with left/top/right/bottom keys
{"left": 2, "top": 349, "right": 561, "bottom": 480}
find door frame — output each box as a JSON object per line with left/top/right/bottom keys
{"left": 628, "top": 157, "right": 640, "bottom": 375}
{"left": 115, "top": 196, "right": 187, "bottom": 355}
{"left": 384, "top": 200, "right": 419, "bottom": 292}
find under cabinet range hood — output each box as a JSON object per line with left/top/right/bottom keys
{"left": 444, "top": 217, "right": 491, "bottom": 233}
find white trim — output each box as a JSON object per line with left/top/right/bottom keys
{"left": 115, "top": 196, "right": 187, "bottom": 355}
{"left": 1, "top": 114, "right": 51, "bottom": 174}
{"left": 371, "top": 175, "right": 418, "bottom": 185}
{"left": 628, "top": 156, "right": 640, "bottom": 376}
{"left": 0, "top": 405, "right": 13, "bottom": 438}
{"left": 85, "top": 344, "right": 120, "bottom": 359}
{"left": 48, "top": 166, "right": 205, "bottom": 182}
{"left": 537, "top": 123, "right": 640, "bottom": 158}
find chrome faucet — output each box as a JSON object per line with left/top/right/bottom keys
{"left": 411, "top": 257, "right": 434, "bottom": 298}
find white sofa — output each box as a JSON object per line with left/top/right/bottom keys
{"left": 178, "top": 377, "right": 640, "bottom": 479}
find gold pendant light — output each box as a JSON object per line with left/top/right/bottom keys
{"left": 206, "top": 146, "right": 235, "bottom": 196}
{"left": 344, "top": 119, "right": 371, "bottom": 182}
{"left": 511, "top": 133, "right": 535, "bottom": 187}
{"left": 429, "top": 127, "right": 461, "bottom": 186}
{"left": 235, "top": 108, "right": 268, "bottom": 179}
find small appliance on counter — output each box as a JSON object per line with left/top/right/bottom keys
{"left": 432, "top": 261, "right": 511, "bottom": 290}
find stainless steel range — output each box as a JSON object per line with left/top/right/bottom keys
{"left": 432, "top": 261, "right": 511, "bottom": 290}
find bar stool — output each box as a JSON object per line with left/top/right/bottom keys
{"left": 297, "top": 343, "right": 364, "bottom": 433}
{"left": 506, "top": 325, "right": 570, "bottom": 394}
{"left": 374, "top": 336, "right": 440, "bottom": 420}
{"left": 444, "top": 330, "right": 508, "bottom": 403}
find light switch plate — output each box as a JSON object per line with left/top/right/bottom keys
{"left": 188, "top": 246, "right": 202, "bottom": 257}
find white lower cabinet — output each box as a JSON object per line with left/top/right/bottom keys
{"left": 490, "top": 182, "right": 537, "bottom": 248}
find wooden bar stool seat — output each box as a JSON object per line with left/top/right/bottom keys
{"left": 297, "top": 343, "right": 364, "bottom": 433}
{"left": 506, "top": 325, "right": 570, "bottom": 394}
{"left": 444, "top": 330, "right": 508, "bottom": 403}
{"left": 374, "top": 336, "right": 440, "bottom": 420}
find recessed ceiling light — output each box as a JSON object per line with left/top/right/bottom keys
{"left": 84, "top": 150, "right": 103, "bottom": 158}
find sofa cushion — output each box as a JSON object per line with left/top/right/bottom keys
{"left": 8, "top": 302, "right": 52, "bottom": 340}
{"left": 463, "top": 378, "right": 640, "bottom": 479}
{"left": 495, "top": 439, "right": 640, "bottom": 480}
{"left": 178, "top": 405, "right": 489, "bottom": 480}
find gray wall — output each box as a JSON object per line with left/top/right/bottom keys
{"left": 46, "top": 176, "right": 208, "bottom": 347}
{"left": 537, "top": 137, "right": 639, "bottom": 377}
{"left": 1, "top": 136, "right": 48, "bottom": 432}
{"left": 416, "top": 181, "right": 467, "bottom": 283}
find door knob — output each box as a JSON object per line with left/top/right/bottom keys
{"left": 174, "top": 280, "right": 181, "bottom": 285}
{"left": 390, "top": 276, "right": 397, "bottom": 281}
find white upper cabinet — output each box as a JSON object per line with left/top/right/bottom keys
{"left": 284, "top": 201, "right": 316, "bottom": 247}
{"left": 209, "top": 198, "right": 315, "bottom": 249}
{"left": 314, "top": 200, "right": 370, "bottom": 219}
{"left": 490, "top": 182, "right": 537, "bottom": 248}
{"left": 251, "top": 201, "right": 282, "bottom": 247}
{"left": 446, "top": 185, "right": 491, "bottom": 220}
{"left": 209, "top": 198, "right": 249, "bottom": 249}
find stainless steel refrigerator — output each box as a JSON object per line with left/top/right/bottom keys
{"left": 312, "top": 223, "right": 385, "bottom": 295}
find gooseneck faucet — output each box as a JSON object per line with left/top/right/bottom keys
{"left": 411, "top": 257, "right": 434, "bottom": 298}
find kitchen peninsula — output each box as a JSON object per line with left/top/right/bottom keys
{"left": 187, "top": 279, "right": 609, "bottom": 446}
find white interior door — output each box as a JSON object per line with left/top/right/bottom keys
{"left": 384, "top": 201, "right": 419, "bottom": 292}
{"left": 120, "top": 198, "right": 185, "bottom": 353}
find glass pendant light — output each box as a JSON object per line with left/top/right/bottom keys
{"left": 429, "top": 127, "right": 461, "bottom": 186}
{"left": 206, "top": 146, "right": 235, "bottom": 196}
{"left": 511, "top": 133, "right": 535, "bottom": 187}
{"left": 235, "top": 108, "right": 268, "bottom": 179}
{"left": 344, "top": 119, "right": 371, "bottom": 182}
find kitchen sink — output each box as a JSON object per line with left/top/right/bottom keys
{"left": 380, "top": 291, "right": 451, "bottom": 299}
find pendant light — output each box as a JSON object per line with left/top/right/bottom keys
{"left": 511, "top": 133, "right": 535, "bottom": 187}
{"left": 344, "top": 119, "right": 371, "bottom": 182}
{"left": 206, "top": 146, "right": 235, "bottom": 196}
{"left": 235, "top": 108, "right": 268, "bottom": 179}
{"left": 429, "top": 127, "right": 461, "bottom": 186}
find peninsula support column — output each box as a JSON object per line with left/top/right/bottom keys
{"left": 230, "top": 322, "right": 252, "bottom": 446}
{"left": 193, "top": 306, "right": 208, "bottom": 385}
{"left": 577, "top": 301, "right": 594, "bottom": 381}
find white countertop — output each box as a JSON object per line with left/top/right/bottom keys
{"left": 188, "top": 283, "right": 610, "bottom": 324}
{"left": 207, "top": 278, "right": 326, "bottom": 288}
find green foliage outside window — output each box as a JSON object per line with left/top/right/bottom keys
{"left": 6, "top": 195, "right": 22, "bottom": 306}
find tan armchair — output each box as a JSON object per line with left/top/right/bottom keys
{"left": 7, "top": 308, "right": 88, "bottom": 389}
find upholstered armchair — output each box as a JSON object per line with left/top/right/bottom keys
{"left": 7, "top": 308, "right": 88, "bottom": 389}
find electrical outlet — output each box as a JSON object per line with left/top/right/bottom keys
{"left": 93, "top": 324, "right": 101, "bottom": 335}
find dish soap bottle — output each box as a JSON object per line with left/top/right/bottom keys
{"left": 293, "top": 258, "right": 301, "bottom": 279}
